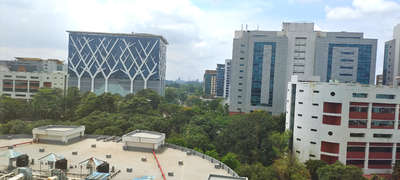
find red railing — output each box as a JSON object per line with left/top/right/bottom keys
{"left": 349, "top": 112, "right": 368, "bottom": 119}
{"left": 152, "top": 150, "right": 166, "bottom": 180}
{"left": 0, "top": 141, "right": 32, "bottom": 149}
{"left": 347, "top": 152, "right": 365, "bottom": 159}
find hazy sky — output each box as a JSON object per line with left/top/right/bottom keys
{"left": 1, "top": 0, "right": 399, "bottom": 80}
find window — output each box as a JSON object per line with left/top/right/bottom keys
{"left": 240, "top": 64, "right": 244, "bottom": 66}
{"left": 239, "top": 76, "right": 243, "bottom": 79}
{"left": 238, "top": 96, "right": 242, "bottom": 98}
{"left": 340, "top": 66, "right": 353, "bottom": 69}
{"left": 311, "top": 116, "right": 318, "bottom": 119}
{"left": 294, "top": 50, "right": 306, "bottom": 53}
{"left": 341, "top": 51, "right": 354, "bottom": 55}
{"left": 350, "top": 133, "right": 365, "bottom": 137}
{"left": 310, "top": 141, "right": 316, "bottom": 144}
{"left": 373, "top": 134, "right": 392, "bottom": 138}
{"left": 297, "top": 126, "right": 302, "bottom": 129}
{"left": 15, "top": 94, "right": 26, "bottom": 97}
{"left": 294, "top": 57, "right": 305, "bottom": 60}
{"left": 238, "top": 89, "right": 242, "bottom": 92}
{"left": 298, "top": 102, "right": 303, "bottom": 104}
{"left": 298, "top": 114, "right": 302, "bottom": 117}
{"left": 340, "top": 74, "right": 352, "bottom": 76}
{"left": 240, "top": 44, "right": 245, "bottom": 47}
{"left": 299, "top": 89, "right": 304, "bottom": 92}
{"left": 239, "top": 70, "right": 244, "bottom": 72}
{"left": 296, "top": 150, "right": 300, "bottom": 153}
{"left": 296, "top": 138, "right": 301, "bottom": 141}
{"left": 311, "top": 129, "right": 317, "bottom": 132}
{"left": 16, "top": 76, "right": 26, "bottom": 79}
{"left": 238, "top": 83, "right": 243, "bottom": 85}
{"left": 376, "top": 94, "right": 395, "bottom": 99}
{"left": 240, "top": 57, "right": 244, "bottom": 60}
{"left": 312, "top": 103, "right": 319, "bottom": 106}
{"left": 352, "top": 93, "right": 367, "bottom": 98}
{"left": 238, "top": 101, "right": 242, "bottom": 104}
{"left": 313, "top": 90, "right": 319, "bottom": 93}
{"left": 4, "top": 75, "right": 12, "bottom": 78}
{"left": 295, "top": 37, "right": 307, "bottom": 39}
{"left": 30, "top": 76, "right": 39, "bottom": 79}
{"left": 309, "top": 154, "right": 316, "bottom": 157}
{"left": 341, "top": 59, "right": 354, "bottom": 62}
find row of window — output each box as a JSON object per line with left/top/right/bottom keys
{"left": 353, "top": 93, "right": 396, "bottom": 99}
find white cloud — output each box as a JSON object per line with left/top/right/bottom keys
{"left": 326, "top": 0, "right": 400, "bottom": 20}
{"left": 0, "top": 0, "right": 279, "bottom": 80}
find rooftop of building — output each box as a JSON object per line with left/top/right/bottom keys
{"left": 208, "top": 174, "right": 248, "bottom": 180}
{"left": 67, "top": 30, "right": 169, "bottom": 45}
{"left": 14, "top": 57, "right": 64, "bottom": 64}
{"left": 123, "top": 130, "right": 165, "bottom": 139}
{"left": 0, "top": 137, "right": 235, "bottom": 180}
{"left": 32, "top": 126, "right": 85, "bottom": 134}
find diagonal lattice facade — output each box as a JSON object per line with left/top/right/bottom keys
{"left": 67, "top": 31, "right": 167, "bottom": 96}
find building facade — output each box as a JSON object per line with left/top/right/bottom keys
{"left": 203, "top": 70, "right": 217, "bottom": 98}
{"left": 383, "top": 40, "right": 395, "bottom": 86}
{"left": 216, "top": 64, "right": 225, "bottom": 97}
{"left": 286, "top": 77, "right": 400, "bottom": 175}
{"left": 376, "top": 74, "right": 383, "bottom": 85}
{"left": 224, "top": 59, "right": 232, "bottom": 99}
{"left": 0, "top": 57, "right": 67, "bottom": 99}
{"left": 67, "top": 31, "right": 167, "bottom": 96}
{"left": 229, "top": 22, "right": 377, "bottom": 114}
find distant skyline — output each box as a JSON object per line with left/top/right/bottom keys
{"left": 1, "top": 0, "right": 399, "bottom": 80}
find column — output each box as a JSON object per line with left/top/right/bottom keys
{"left": 395, "top": 104, "right": 399, "bottom": 129}
{"left": 363, "top": 142, "right": 370, "bottom": 173}
{"left": 392, "top": 143, "right": 397, "bottom": 173}
{"left": 12, "top": 80, "right": 15, "bottom": 98}
{"left": 367, "top": 103, "right": 372, "bottom": 129}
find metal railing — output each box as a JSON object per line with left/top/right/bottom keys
{"left": 164, "top": 143, "right": 239, "bottom": 177}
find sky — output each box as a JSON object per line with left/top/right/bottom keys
{"left": 1, "top": 0, "right": 400, "bottom": 81}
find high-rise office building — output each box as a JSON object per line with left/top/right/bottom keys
{"left": 203, "top": 70, "right": 217, "bottom": 98}
{"left": 382, "top": 25, "right": 400, "bottom": 86}
{"left": 216, "top": 64, "right": 225, "bottom": 97}
{"left": 67, "top": 31, "right": 168, "bottom": 96}
{"left": 229, "top": 22, "right": 377, "bottom": 114}
{"left": 0, "top": 57, "right": 67, "bottom": 99}
{"left": 224, "top": 59, "right": 232, "bottom": 99}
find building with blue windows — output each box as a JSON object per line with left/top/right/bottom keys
{"left": 67, "top": 31, "right": 167, "bottom": 96}
{"left": 203, "top": 70, "right": 217, "bottom": 98}
{"left": 228, "top": 23, "right": 377, "bottom": 115}
{"left": 224, "top": 59, "right": 232, "bottom": 99}
{"left": 216, "top": 64, "right": 225, "bottom": 97}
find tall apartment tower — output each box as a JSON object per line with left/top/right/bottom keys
{"left": 229, "top": 22, "right": 377, "bottom": 114}
{"left": 203, "top": 70, "right": 217, "bottom": 98}
{"left": 224, "top": 59, "right": 232, "bottom": 99}
{"left": 216, "top": 64, "right": 225, "bottom": 97}
{"left": 382, "top": 25, "right": 400, "bottom": 86}
{"left": 67, "top": 31, "right": 168, "bottom": 96}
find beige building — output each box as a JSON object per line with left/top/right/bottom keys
{"left": 0, "top": 57, "right": 67, "bottom": 99}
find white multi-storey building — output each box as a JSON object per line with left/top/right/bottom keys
{"left": 224, "top": 59, "right": 232, "bottom": 99}
{"left": 286, "top": 76, "right": 400, "bottom": 175}
{"left": 0, "top": 57, "right": 67, "bottom": 99}
{"left": 229, "top": 22, "right": 377, "bottom": 114}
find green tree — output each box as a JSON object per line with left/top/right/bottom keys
{"left": 268, "top": 131, "right": 291, "bottom": 158}
{"left": 164, "top": 87, "right": 179, "bottom": 104}
{"left": 32, "top": 88, "right": 63, "bottom": 119}
{"left": 305, "top": 160, "right": 328, "bottom": 180}
{"left": 317, "top": 161, "right": 366, "bottom": 180}
{"left": 221, "top": 152, "right": 240, "bottom": 170}
{"left": 269, "top": 155, "right": 310, "bottom": 180}
{"left": 205, "top": 149, "right": 219, "bottom": 159}
{"left": 0, "top": 95, "right": 31, "bottom": 122}
{"left": 237, "top": 163, "right": 271, "bottom": 180}
{"left": 63, "top": 87, "right": 82, "bottom": 120}
{"left": 135, "top": 89, "right": 161, "bottom": 109}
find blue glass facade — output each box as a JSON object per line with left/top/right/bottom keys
{"left": 68, "top": 33, "right": 161, "bottom": 80}
{"left": 216, "top": 64, "right": 225, "bottom": 97}
{"left": 251, "top": 42, "right": 276, "bottom": 106}
{"left": 383, "top": 43, "right": 389, "bottom": 85}
{"left": 327, "top": 44, "right": 372, "bottom": 84}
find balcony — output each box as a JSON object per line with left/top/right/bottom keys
{"left": 349, "top": 119, "right": 367, "bottom": 128}
{"left": 371, "top": 120, "right": 394, "bottom": 129}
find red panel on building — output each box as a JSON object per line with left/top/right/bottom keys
{"left": 43, "top": 82, "right": 52, "bottom": 88}
{"left": 323, "top": 102, "right": 342, "bottom": 114}
{"left": 321, "top": 141, "right": 340, "bottom": 154}
{"left": 369, "top": 152, "right": 392, "bottom": 159}
{"left": 368, "top": 164, "right": 392, "bottom": 169}
{"left": 321, "top": 154, "right": 339, "bottom": 164}
{"left": 346, "top": 152, "right": 365, "bottom": 159}
{"left": 323, "top": 115, "right": 341, "bottom": 125}
{"left": 348, "top": 142, "right": 366, "bottom": 146}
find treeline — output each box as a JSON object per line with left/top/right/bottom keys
{"left": 0, "top": 85, "right": 370, "bottom": 180}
